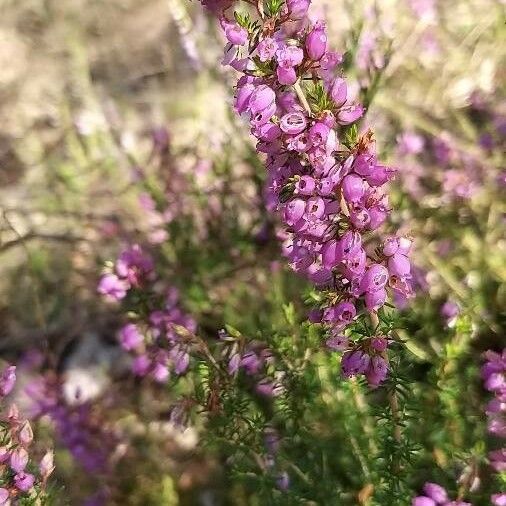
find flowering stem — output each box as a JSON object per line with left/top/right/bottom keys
{"left": 370, "top": 310, "right": 402, "bottom": 461}
{"left": 388, "top": 390, "right": 402, "bottom": 445}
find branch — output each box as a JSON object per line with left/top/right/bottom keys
{"left": 0, "top": 232, "right": 87, "bottom": 253}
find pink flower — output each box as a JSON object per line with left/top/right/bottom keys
{"left": 0, "top": 365, "right": 16, "bottom": 397}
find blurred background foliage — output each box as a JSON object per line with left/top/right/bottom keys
{"left": 0, "top": 0, "right": 504, "bottom": 504}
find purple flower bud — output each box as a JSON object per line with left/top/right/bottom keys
{"left": 132, "top": 355, "right": 151, "bottom": 377}
{"left": 277, "top": 91, "right": 298, "bottom": 112}
{"left": 321, "top": 51, "right": 343, "bottom": 71}
{"left": 152, "top": 361, "right": 170, "bottom": 383}
{"left": 486, "top": 398, "right": 506, "bottom": 414}
{"left": 382, "top": 236, "right": 399, "bottom": 256}
{"left": 264, "top": 426, "right": 280, "bottom": 454}
{"left": 342, "top": 174, "right": 365, "bottom": 202}
{"left": 423, "top": 483, "right": 448, "bottom": 503}
{"left": 296, "top": 175, "right": 316, "bottom": 195}
{"left": 277, "top": 65, "right": 297, "bottom": 85}
{"left": 308, "top": 122, "right": 330, "bottom": 148}
{"left": 366, "top": 164, "right": 393, "bottom": 186}
{"left": 412, "top": 497, "right": 436, "bottom": 506}
{"left": 309, "top": 266, "right": 332, "bottom": 285}
{"left": 241, "top": 351, "right": 262, "bottom": 375}
{"left": 366, "top": 355, "right": 388, "bottom": 387}
{"left": 342, "top": 247, "right": 367, "bottom": 279}
{"left": 118, "top": 323, "right": 144, "bottom": 351}
{"left": 0, "top": 488, "right": 9, "bottom": 504}
{"left": 248, "top": 85, "right": 276, "bottom": 115}
{"left": 326, "top": 334, "right": 348, "bottom": 351}
{"left": 337, "top": 104, "right": 364, "bottom": 125}
{"left": 441, "top": 300, "right": 460, "bottom": 321}
{"left": 365, "top": 287, "right": 387, "bottom": 311}
{"left": 308, "top": 308, "right": 323, "bottom": 323}
{"left": 397, "top": 236, "right": 413, "bottom": 255}
{"left": 228, "top": 353, "right": 241, "bottom": 375}
{"left": 10, "top": 448, "right": 28, "bottom": 473}
{"left": 306, "top": 196, "right": 325, "bottom": 220}
{"left": 280, "top": 112, "right": 308, "bottom": 134}
{"left": 18, "top": 421, "right": 34, "bottom": 447}
{"left": 286, "top": 0, "right": 310, "bottom": 19}
{"left": 257, "top": 37, "right": 278, "bottom": 62}
{"left": 284, "top": 198, "right": 306, "bottom": 225}
{"left": 235, "top": 81, "right": 256, "bottom": 114}
{"left": 14, "top": 472, "right": 35, "bottom": 492}
{"left": 276, "top": 45, "right": 304, "bottom": 68}
{"left": 322, "top": 239, "right": 343, "bottom": 269}
{"left": 276, "top": 471, "right": 290, "bottom": 490}
{"left": 97, "top": 273, "right": 129, "bottom": 301}
{"left": 339, "top": 230, "right": 362, "bottom": 257}
{"left": 318, "top": 177, "right": 334, "bottom": 196}
{"left": 171, "top": 347, "right": 190, "bottom": 375}
{"left": 492, "top": 494, "right": 506, "bottom": 506}
{"left": 224, "top": 22, "right": 248, "bottom": 46}
{"left": 115, "top": 244, "right": 154, "bottom": 284}
{"left": 349, "top": 205, "right": 371, "bottom": 230}
{"left": 251, "top": 101, "right": 277, "bottom": 127}
{"left": 485, "top": 373, "right": 505, "bottom": 392}
{"left": 330, "top": 77, "right": 347, "bottom": 107}
{"left": 388, "top": 253, "right": 411, "bottom": 278}
{"left": 320, "top": 110, "right": 336, "bottom": 128}
{"left": 0, "top": 365, "right": 16, "bottom": 397}
{"left": 353, "top": 153, "right": 375, "bottom": 176}
{"left": 360, "top": 264, "right": 389, "bottom": 294}
{"left": 256, "top": 122, "right": 282, "bottom": 142}
{"left": 341, "top": 350, "right": 370, "bottom": 377}
{"left": 255, "top": 378, "right": 277, "bottom": 397}
{"left": 368, "top": 205, "right": 388, "bottom": 230}
{"left": 306, "top": 22, "right": 327, "bottom": 61}
{"left": 371, "top": 336, "right": 388, "bottom": 352}
{"left": 324, "top": 301, "right": 356, "bottom": 324}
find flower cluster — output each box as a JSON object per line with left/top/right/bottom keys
{"left": 397, "top": 131, "right": 483, "bottom": 201}
{"left": 204, "top": 0, "right": 412, "bottom": 386}
{"left": 263, "top": 427, "right": 289, "bottom": 491}
{"left": 118, "top": 287, "right": 197, "bottom": 382}
{"left": 0, "top": 365, "right": 54, "bottom": 504}
{"left": 220, "top": 330, "right": 283, "bottom": 397}
{"left": 99, "top": 244, "right": 197, "bottom": 382}
{"left": 396, "top": 90, "right": 505, "bottom": 204}
{"left": 482, "top": 349, "right": 506, "bottom": 505}
{"left": 482, "top": 350, "right": 506, "bottom": 441}
{"left": 97, "top": 244, "right": 155, "bottom": 301}
{"left": 333, "top": 335, "right": 389, "bottom": 388}
{"left": 412, "top": 482, "right": 471, "bottom": 506}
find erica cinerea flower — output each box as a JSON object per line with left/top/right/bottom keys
{"left": 412, "top": 481, "right": 471, "bottom": 506}
{"left": 99, "top": 245, "right": 197, "bottom": 383}
{"left": 0, "top": 365, "right": 16, "bottom": 397}
{"left": 98, "top": 244, "right": 154, "bottom": 301}
{"left": 219, "top": 329, "right": 283, "bottom": 398}
{"left": 202, "top": 0, "right": 411, "bottom": 387}
{"left": 482, "top": 349, "right": 506, "bottom": 502}
{"left": 0, "top": 364, "right": 54, "bottom": 502}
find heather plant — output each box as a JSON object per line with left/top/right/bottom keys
{"left": 390, "top": 88, "right": 505, "bottom": 344}
{"left": 0, "top": 0, "right": 504, "bottom": 504}
{"left": 0, "top": 365, "right": 54, "bottom": 505}
{"left": 84, "top": 0, "right": 503, "bottom": 503}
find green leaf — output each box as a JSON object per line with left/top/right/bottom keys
{"left": 282, "top": 302, "right": 296, "bottom": 325}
